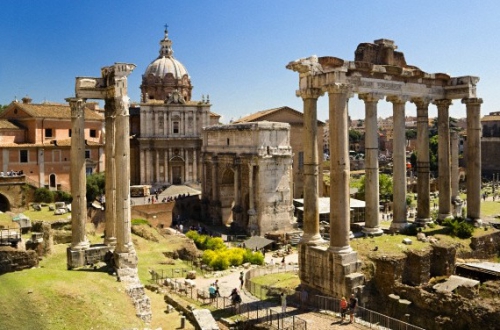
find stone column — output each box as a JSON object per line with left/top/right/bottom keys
{"left": 462, "top": 98, "right": 483, "bottom": 222}
{"left": 140, "top": 149, "right": 145, "bottom": 184}
{"left": 388, "top": 96, "right": 408, "bottom": 230}
{"left": 155, "top": 150, "right": 160, "bottom": 183}
{"left": 67, "top": 98, "right": 90, "bottom": 250}
{"left": 154, "top": 110, "right": 158, "bottom": 136}
{"left": 211, "top": 156, "right": 219, "bottom": 201}
{"left": 184, "top": 149, "right": 189, "bottom": 182}
{"left": 326, "top": 84, "right": 353, "bottom": 254}
{"left": 435, "top": 99, "right": 453, "bottom": 221}
{"left": 298, "top": 87, "right": 324, "bottom": 245}
{"left": 359, "top": 93, "right": 383, "bottom": 236}
{"left": 164, "top": 150, "right": 169, "bottom": 183}
{"left": 234, "top": 159, "right": 240, "bottom": 209}
{"left": 247, "top": 161, "right": 258, "bottom": 234}
{"left": 413, "top": 97, "right": 431, "bottom": 224}
{"left": 104, "top": 98, "right": 117, "bottom": 247}
{"left": 193, "top": 149, "right": 198, "bottom": 182}
{"left": 113, "top": 70, "right": 135, "bottom": 257}
{"left": 450, "top": 131, "right": 462, "bottom": 209}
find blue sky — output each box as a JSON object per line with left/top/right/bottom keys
{"left": 1, "top": 0, "right": 499, "bottom": 122}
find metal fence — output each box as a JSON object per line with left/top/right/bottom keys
{"left": 312, "top": 295, "right": 425, "bottom": 330}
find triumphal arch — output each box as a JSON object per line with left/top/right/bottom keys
{"left": 287, "top": 39, "right": 481, "bottom": 296}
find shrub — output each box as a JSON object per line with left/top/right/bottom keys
{"left": 86, "top": 172, "right": 105, "bottom": 203}
{"left": 34, "top": 187, "right": 54, "bottom": 203}
{"left": 225, "top": 248, "right": 245, "bottom": 266}
{"left": 456, "top": 221, "right": 474, "bottom": 239}
{"left": 401, "top": 224, "right": 418, "bottom": 236}
{"left": 243, "top": 250, "right": 264, "bottom": 265}
{"left": 205, "top": 237, "right": 226, "bottom": 251}
{"left": 54, "top": 190, "right": 72, "bottom": 203}
{"left": 209, "top": 254, "right": 230, "bottom": 270}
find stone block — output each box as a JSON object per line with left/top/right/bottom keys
{"left": 402, "top": 238, "right": 412, "bottom": 245}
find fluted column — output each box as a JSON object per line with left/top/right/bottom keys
{"left": 211, "top": 156, "right": 219, "bottom": 201}
{"left": 104, "top": 98, "right": 117, "bottom": 246}
{"left": 155, "top": 150, "right": 160, "bottom": 183}
{"left": 193, "top": 149, "right": 198, "bottom": 182}
{"left": 435, "top": 99, "right": 453, "bottom": 220}
{"left": 164, "top": 150, "right": 169, "bottom": 184}
{"left": 359, "top": 93, "right": 383, "bottom": 236}
{"left": 326, "top": 84, "right": 353, "bottom": 254}
{"left": 140, "top": 149, "right": 145, "bottom": 184}
{"left": 463, "top": 98, "right": 483, "bottom": 222}
{"left": 388, "top": 96, "right": 408, "bottom": 230}
{"left": 298, "top": 87, "right": 324, "bottom": 245}
{"left": 413, "top": 97, "right": 431, "bottom": 224}
{"left": 451, "top": 132, "right": 460, "bottom": 201}
{"left": 67, "top": 98, "right": 90, "bottom": 251}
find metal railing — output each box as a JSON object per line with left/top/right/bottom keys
{"left": 311, "top": 295, "right": 425, "bottom": 330}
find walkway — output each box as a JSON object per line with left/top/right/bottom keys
{"left": 196, "top": 250, "right": 367, "bottom": 329}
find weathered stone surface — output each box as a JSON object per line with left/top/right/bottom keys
{"left": 192, "top": 309, "right": 219, "bottom": 330}
{"left": 0, "top": 247, "right": 38, "bottom": 274}
{"left": 403, "top": 250, "right": 430, "bottom": 286}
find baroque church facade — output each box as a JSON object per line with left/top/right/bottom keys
{"left": 130, "top": 28, "right": 220, "bottom": 188}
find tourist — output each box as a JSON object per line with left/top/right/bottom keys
{"left": 229, "top": 288, "right": 241, "bottom": 305}
{"left": 239, "top": 271, "right": 244, "bottom": 289}
{"left": 281, "top": 292, "right": 287, "bottom": 313}
{"left": 214, "top": 279, "right": 221, "bottom": 297}
{"left": 281, "top": 256, "right": 285, "bottom": 266}
{"left": 340, "top": 296, "right": 348, "bottom": 322}
{"left": 208, "top": 283, "right": 216, "bottom": 301}
{"left": 349, "top": 294, "right": 358, "bottom": 323}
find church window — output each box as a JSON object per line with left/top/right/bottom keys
{"left": 173, "top": 121, "right": 179, "bottom": 134}
{"left": 20, "top": 150, "right": 28, "bottom": 163}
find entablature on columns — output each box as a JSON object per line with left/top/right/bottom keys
{"left": 75, "top": 63, "right": 136, "bottom": 100}
{"left": 286, "top": 40, "right": 479, "bottom": 101}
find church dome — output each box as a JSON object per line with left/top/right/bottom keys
{"left": 141, "top": 27, "right": 193, "bottom": 102}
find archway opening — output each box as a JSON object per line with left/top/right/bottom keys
{"left": 0, "top": 194, "right": 11, "bottom": 212}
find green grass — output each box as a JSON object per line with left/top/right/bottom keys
{"left": 481, "top": 201, "right": 500, "bottom": 217}
{"left": 0, "top": 226, "right": 199, "bottom": 329}
{"left": 249, "top": 272, "right": 301, "bottom": 300}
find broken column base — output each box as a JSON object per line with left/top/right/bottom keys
{"left": 66, "top": 244, "right": 110, "bottom": 270}
{"left": 298, "top": 243, "right": 364, "bottom": 298}
{"left": 114, "top": 249, "right": 152, "bottom": 324}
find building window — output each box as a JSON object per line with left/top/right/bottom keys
{"left": 68, "top": 129, "right": 72, "bottom": 137}
{"left": 85, "top": 150, "right": 91, "bottom": 159}
{"left": 86, "top": 167, "right": 93, "bottom": 175}
{"left": 89, "top": 129, "right": 97, "bottom": 138}
{"left": 298, "top": 152, "right": 304, "bottom": 170}
{"left": 173, "top": 121, "right": 179, "bottom": 134}
{"left": 45, "top": 128, "right": 53, "bottom": 138}
{"left": 20, "top": 150, "right": 28, "bottom": 163}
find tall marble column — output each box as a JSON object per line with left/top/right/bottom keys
{"left": 298, "top": 88, "right": 324, "bottom": 245}
{"left": 359, "top": 93, "right": 383, "bottom": 236}
{"left": 104, "top": 98, "right": 117, "bottom": 247}
{"left": 193, "top": 149, "right": 198, "bottom": 182}
{"left": 164, "top": 150, "right": 169, "bottom": 184}
{"left": 450, "top": 131, "right": 461, "bottom": 215}
{"left": 114, "top": 73, "right": 135, "bottom": 256}
{"left": 247, "top": 162, "right": 258, "bottom": 234}
{"left": 413, "top": 97, "right": 431, "bottom": 224}
{"left": 462, "top": 98, "right": 483, "bottom": 222}
{"left": 140, "top": 149, "right": 145, "bottom": 184}
{"left": 326, "top": 84, "right": 353, "bottom": 254}
{"left": 388, "top": 96, "right": 408, "bottom": 230}
{"left": 67, "top": 98, "right": 90, "bottom": 250}
{"left": 155, "top": 150, "right": 160, "bottom": 183}
{"left": 435, "top": 99, "right": 453, "bottom": 220}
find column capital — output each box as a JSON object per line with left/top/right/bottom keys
{"left": 296, "top": 88, "right": 324, "bottom": 100}
{"left": 324, "top": 83, "right": 352, "bottom": 95}
{"left": 461, "top": 97, "right": 483, "bottom": 106}
{"left": 386, "top": 95, "right": 410, "bottom": 104}
{"left": 433, "top": 99, "right": 452, "bottom": 109}
{"left": 411, "top": 96, "right": 432, "bottom": 109}
{"left": 358, "top": 92, "right": 384, "bottom": 103}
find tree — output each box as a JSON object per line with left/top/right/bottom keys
{"left": 349, "top": 129, "right": 363, "bottom": 143}
{"left": 357, "top": 173, "right": 393, "bottom": 202}
{"left": 86, "top": 172, "right": 105, "bottom": 203}
{"left": 0, "top": 104, "right": 8, "bottom": 115}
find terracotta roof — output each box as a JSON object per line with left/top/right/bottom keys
{"left": 10, "top": 103, "right": 104, "bottom": 121}
{"left": 210, "top": 111, "right": 221, "bottom": 117}
{"left": 0, "top": 119, "right": 22, "bottom": 129}
{"left": 234, "top": 106, "right": 325, "bottom": 125}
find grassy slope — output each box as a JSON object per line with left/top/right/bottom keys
{"left": 0, "top": 224, "right": 197, "bottom": 330}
